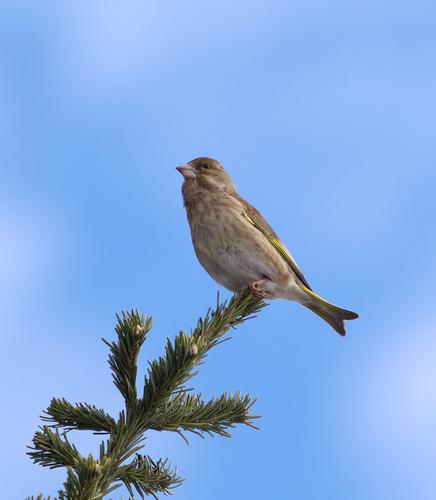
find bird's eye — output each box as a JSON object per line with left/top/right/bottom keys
{"left": 202, "top": 163, "right": 210, "bottom": 170}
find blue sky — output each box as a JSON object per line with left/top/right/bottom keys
{"left": 1, "top": 1, "right": 436, "bottom": 498}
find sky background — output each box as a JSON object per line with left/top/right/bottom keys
{"left": 1, "top": 1, "right": 436, "bottom": 499}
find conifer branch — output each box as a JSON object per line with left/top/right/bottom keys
{"left": 117, "top": 455, "right": 183, "bottom": 499}
{"left": 42, "top": 398, "right": 116, "bottom": 433}
{"left": 28, "top": 291, "right": 267, "bottom": 498}
{"left": 141, "top": 291, "right": 265, "bottom": 414}
{"left": 58, "top": 459, "right": 114, "bottom": 500}
{"left": 28, "top": 426, "right": 82, "bottom": 469}
{"left": 151, "top": 392, "right": 259, "bottom": 438}
{"left": 102, "top": 311, "right": 153, "bottom": 407}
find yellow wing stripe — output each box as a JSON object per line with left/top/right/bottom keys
{"left": 299, "top": 284, "right": 334, "bottom": 306}
{"left": 241, "top": 211, "right": 312, "bottom": 290}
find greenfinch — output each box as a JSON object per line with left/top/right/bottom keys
{"left": 176, "top": 157, "right": 358, "bottom": 336}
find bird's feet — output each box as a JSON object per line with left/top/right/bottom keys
{"left": 249, "top": 279, "right": 270, "bottom": 298}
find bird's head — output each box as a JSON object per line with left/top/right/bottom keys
{"left": 176, "top": 157, "right": 236, "bottom": 193}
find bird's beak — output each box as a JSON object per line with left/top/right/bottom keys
{"left": 176, "top": 164, "right": 196, "bottom": 180}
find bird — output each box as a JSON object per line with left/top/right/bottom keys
{"left": 176, "top": 157, "right": 358, "bottom": 336}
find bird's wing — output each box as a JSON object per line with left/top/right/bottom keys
{"left": 239, "top": 199, "right": 313, "bottom": 290}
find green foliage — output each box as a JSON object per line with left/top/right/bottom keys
{"left": 27, "top": 291, "right": 266, "bottom": 498}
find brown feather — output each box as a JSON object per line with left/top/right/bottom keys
{"left": 235, "top": 195, "right": 313, "bottom": 290}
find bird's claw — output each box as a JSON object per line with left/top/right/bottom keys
{"left": 249, "top": 279, "right": 271, "bottom": 298}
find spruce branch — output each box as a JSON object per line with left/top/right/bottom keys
{"left": 151, "top": 392, "right": 259, "bottom": 438}
{"left": 117, "top": 455, "right": 183, "bottom": 499}
{"left": 28, "top": 291, "right": 267, "bottom": 498}
{"left": 28, "top": 426, "right": 82, "bottom": 469}
{"left": 42, "top": 398, "right": 116, "bottom": 434}
{"left": 55, "top": 458, "right": 124, "bottom": 500}
{"left": 141, "top": 291, "right": 265, "bottom": 414}
{"left": 103, "top": 311, "right": 153, "bottom": 407}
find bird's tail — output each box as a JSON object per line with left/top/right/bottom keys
{"left": 299, "top": 284, "right": 358, "bottom": 336}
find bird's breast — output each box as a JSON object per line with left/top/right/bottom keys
{"left": 184, "top": 192, "right": 294, "bottom": 295}
{"left": 188, "top": 197, "right": 242, "bottom": 247}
